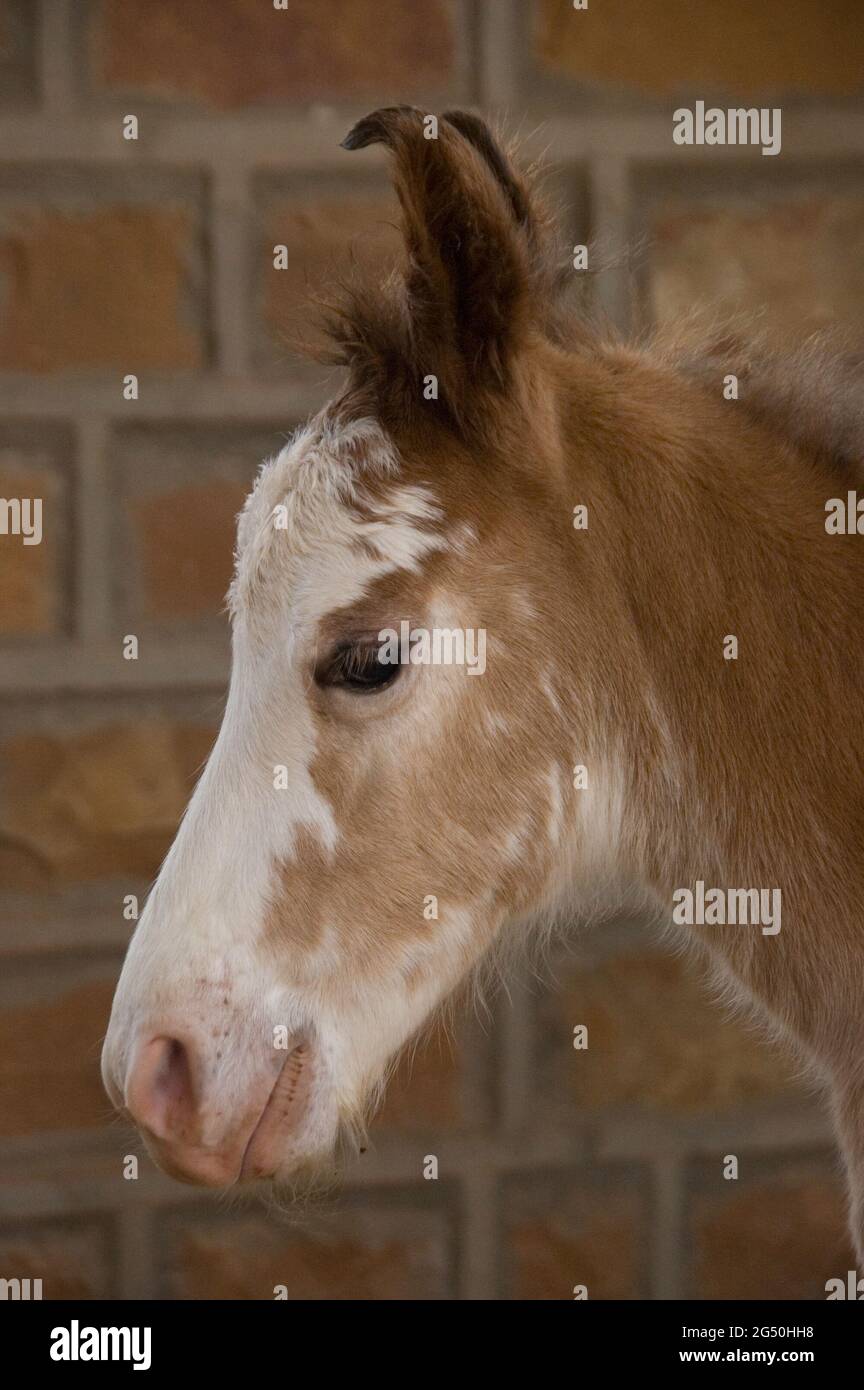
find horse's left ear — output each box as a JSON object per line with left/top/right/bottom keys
{"left": 341, "top": 106, "right": 540, "bottom": 429}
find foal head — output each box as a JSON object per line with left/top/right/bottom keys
{"left": 102, "top": 108, "right": 607, "bottom": 1187}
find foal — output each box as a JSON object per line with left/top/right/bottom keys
{"left": 102, "top": 108, "right": 864, "bottom": 1262}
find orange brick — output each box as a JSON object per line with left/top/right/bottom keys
{"left": 0, "top": 1217, "right": 113, "bottom": 1299}
{"left": 0, "top": 721, "right": 215, "bottom": 887}
{"left": 534, "top": 0, "right": 864, "bottom": 97}
{"left": 535, "top": 945, "right": 796, "bottom": 1115}
{"left": 0, "top": 204, "right": 204, "bottom": 372}
{"left": 259, "top": 194, "right": 401, "bottom": 364}
{"left": 137, "top": 479, "right": 247, "bottom": 621}
{"left": 161, "top": 1202, "right": 452, "bottom": 1299}
{"left": 113, "top": 424, "right": 284, "bottom": 629}
{"left": 95, "top": 0, "right": 457, "bottom": 108}
{"left": 377, "top": 1020, "right": 463, "bottom": 1133}
{"left": 0, "top": 452, "right": 68, "bottom": 636}
{"left": 690, "top": 1154, "right": 854, "bottom": 1299}
{"left": 647, "top": 193, "right": 864, "bottom": 337}
{"left": 504, "top": 1169, "right": 648, "bottom": 1299}
{"left": 0, "top": 975, "right": 116, "bottom": 1137}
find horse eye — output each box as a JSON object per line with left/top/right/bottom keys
{"left": 317, "top": 641, "right": 401, "bottom": 694}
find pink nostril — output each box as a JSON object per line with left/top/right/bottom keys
{"left": 125, "top": 1035, "right": 199, "bottom": 1147}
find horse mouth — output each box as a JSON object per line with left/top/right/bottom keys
{"left": 239, "top": 1041, "right": 315, "bottom": 1181}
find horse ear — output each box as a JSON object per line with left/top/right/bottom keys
{"left": 341, "top": 106, "right": 539, "bottom": 428}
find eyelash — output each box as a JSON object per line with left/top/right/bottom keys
{"left": 316, "top": 640, "right": 402, "bottom": 694}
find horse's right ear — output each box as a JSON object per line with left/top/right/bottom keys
{"left": 340, "top": 106, "right": 543, "bottom": 430}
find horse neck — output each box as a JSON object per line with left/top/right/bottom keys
{"left": 553, "top": 349, "right": 864, "bottom": 908}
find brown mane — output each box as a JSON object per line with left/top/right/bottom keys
{"left": 663, "top": 323, "right": 864, "bottom": 476}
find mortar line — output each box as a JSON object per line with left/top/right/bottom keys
{"left": 651, "top": 1152, "right": 685, "bottom": 1300}
{"left": 211, "top": 164, "right": 251, "bottom": 378}
{"left": 457, "top": 1163, "right": 499, "bottom": 1299}
{"left": 39, "top": 0, "right": 78, "bottom": 115}
{"left": 588, "top": 153, "right": 632, "bottom": 333}
{"left": 74, "top": 415, "right": 112, "bottom": 643}
{"left": 498, "top": 975, "right": 534, "bottom": 1133}
{"left": 476, "top": 0, "right": 523, "bottom": 113}
{"left": 116, "top": 1201, "right": 157, "bottom": 1300}
{"left": 3, "top": 113, "right": 863, "bottom": 164}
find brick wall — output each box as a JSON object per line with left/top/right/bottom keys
{"left": 0, "top": 0, "right": 862, "bottom": 1300}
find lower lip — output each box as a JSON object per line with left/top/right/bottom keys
{"left": 239, "top": 1042, "right": 313, "bottom": 1180}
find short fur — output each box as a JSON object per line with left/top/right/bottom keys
{"left": 103, "top": 108, "right": 864, "bottom": 1265}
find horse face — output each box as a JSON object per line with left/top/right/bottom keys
{"left": 101, "top": 105, "right": 595, "bottom": 1184}
{"left": 101, "top": 400, "right": 586, "bottom": 1185}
